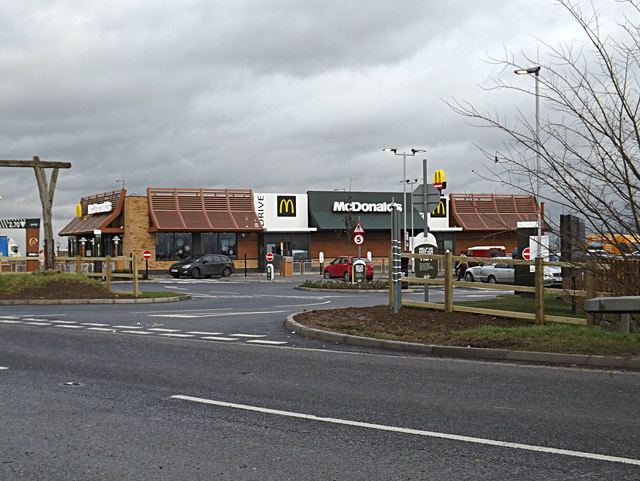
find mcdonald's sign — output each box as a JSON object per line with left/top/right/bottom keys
{"left": 433, "top": 169, "right": 447, "bottom": 191}
{"left": 431, "top": 199, "right": 446, "bottom": 218}
{"left": 277, "top": 195, "right": 296, "bottom": 217}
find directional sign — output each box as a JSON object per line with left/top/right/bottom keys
{"left": 353, "top": 222, "right": 365, "bottom": 234}
{"left": 143, "top": 250, "right": 152, "bottom": 260}
{"left": 353, "top": 233, "right": 364, "bottom": 245}
{"left": 412, "top": 184, "right": 441, "bottom": 214}
{"left": 522, "top": 247, "right": 532, "bottom": 261}
{"left": 265, "top": 252, "right": 275, "bottom": 262}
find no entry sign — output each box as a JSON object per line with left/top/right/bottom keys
{"left": 143, "top": 250, "right": 152, "bottom": 260}
{"left": 265, "top": 252, "right": 275, "bottom": 262}
{"left": 522, "top": 247, "right": 532, "bottom": 261}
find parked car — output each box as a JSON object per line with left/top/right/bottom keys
{"left": 464, "top": 261, "right": 561, "bottom": 287}
{"left": 169, "top": 254, "right": 235, "bottom": 278}
{"left": 465, "top": 245, "right": 507, "bottom": 267}
{"left": 323, "top": 256, "right": 374, "bottom": 281}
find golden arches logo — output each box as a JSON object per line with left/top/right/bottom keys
{"left": 277, "top": 196, "right": 296, "bottom": 217}
{"left": 431, "top": 199, "right": 446, "bottom": 218}
{"left": 433, "top": 169, "right": 447, "bottom": 190}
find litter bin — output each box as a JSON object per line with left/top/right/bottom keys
{"left": 280, "top": 256, "right": 294, "bottom": 277}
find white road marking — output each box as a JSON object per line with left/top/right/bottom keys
{"left": 171, "top": 395, "right": 640, "bottom": 466}
{"left": 245, "top": 340, "right": 288, "bottom": 345}
{"left": 0, "top": 366, "right": 8, "bottom": 370}
{"left": 52, "top": 320, "right": 78, "bottom": 324}
{"left": 22, "top": 318, "right": 51, "bottom": 321}
{"left": 87, "top": 327, "right": 116, "bottom": 332}
{"left": 151, "top": 310, "right": 288, "bottom": 319}
{"left": 160, "top": 333, "right": 195, "bottom": 338}
{"left": 55, "top": 325, "right": 83, "bottom": 329}
{"left": 114, "top": 325, "right": 144, "bottom": 329}
{"left": 172, "top": 287, "right": 188, "bottom": 290}
{"left": 23, "top": 322, "right": 52, "bottom": 326}
{"left": 124, "top": 331, "right": 153, "bottom": 335}
{"left": 148, "top": 328, "right": 181, "bottom": 332}
{"left": 0, "top": 320, "right": 21, "bottom": 324}
{"left": 135, "top": 308, "right": 232, "bottom": 314}
{"left": 0, "top": 316, "right": 19, "bottom": 319}
{"left": 200, "top": 336, "right": 238, "bottom": 341}
{"left": 81, "top": 323, "right": 109, "bottom": 327}
{"left": 273, "top": 300, "right": 332, "bottom": 308}
{"left": 187, "top": 331, "right": 223, "bottom": 336}
{"left": 229, "top": 334, "right": 267, "bottom": 338}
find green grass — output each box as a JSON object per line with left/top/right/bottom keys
{"left": 450, "top": 323, "right": 640, "bottom": 355}
{"left": 457, "top": 294, "right": 586, "bottom": 318}
{"left": 139, "top": 291, "right": 188, "bottom": 299}
{"left": 0, "top": 272, "right": 101, "bottom": 295}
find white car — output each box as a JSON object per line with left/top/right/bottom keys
{"left": 464, "top": 261, "right": 562, "bottom": 286}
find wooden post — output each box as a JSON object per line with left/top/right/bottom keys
{"left": 535, "top": 257, "right": 545, "bottom": 324}
{"left": 444, "top": 251, "right": 454, "bottom": 313}
{"left": 76, "top": 255, "right": 81, "bottom": 275}
{"left": 300, "top": 260, "right": 305, "bottom": 276}
{"left": 585, "top": 265, "right": 596, "bottom": 325}
{"left": 132, "top": 256, "right": 140, "bottom": 298}
{"left": 105, "top": 255, "right": 112, "bottom": 292}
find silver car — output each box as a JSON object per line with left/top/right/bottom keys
{"left": 465, "top": 262, "right": 561, "bottom": 286}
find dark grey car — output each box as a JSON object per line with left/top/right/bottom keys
{"left": 169, "top": 254, "right": 235, "bottom": 279}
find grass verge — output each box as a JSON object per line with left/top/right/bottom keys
{"left": 302, "top": 279, "right": 389, "bottom": 290}
{"left": 457, "top": 294, "right": 586, "bottom": 318}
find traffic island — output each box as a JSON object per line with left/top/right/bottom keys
{"left": 0, "top": 272, "right": 189, "bottom": 305}
{"left": 286, "top": 306, "right": 640, "bottom": 369}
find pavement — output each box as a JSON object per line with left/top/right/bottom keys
{"left": 1, "top": 274, "right": 639, "bottom": 480}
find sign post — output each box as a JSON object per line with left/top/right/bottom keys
{"left": 143, "top": 250, "right": 152, "bottom": 279}
{"left": 353, "top": 221, "right": 365, "bottom": 258}
{"left": 265, "top": 252, "right": 275, "bottom": 281}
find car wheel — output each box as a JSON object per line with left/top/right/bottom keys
{"left": 323, "top": 270, "right": 331, "bottom": 279}
{"left": 464, "top": 272, "right": 474, "bottom": 282}
{"left": 487, "top": 275, "right": 497, "bottom": 284}
{"left": 222, "top": 267, "right": 232, "bottom": 277}
{"left": 170, "top": 274, "right": 179, "bottom": 278}
{"left": 343, "top": 271, "right": 350, "bottom": 282}
{"left": 191, "top": 268, "right": 200, "bottom": 279}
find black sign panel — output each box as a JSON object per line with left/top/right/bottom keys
{"left": 431, "top": 200, "right": 446, "bottom": 218}
{"left": 277, "top": 196, "right": 296, "bottom": 217}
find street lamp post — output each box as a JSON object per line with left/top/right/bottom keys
{"left": 383, "top": 148, "right": 426, "bottom": 251}
{"left": 514, "top": 66, "right": 542, "bottom": 258}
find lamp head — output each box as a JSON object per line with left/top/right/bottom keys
{"left": 382, "top": 147, "right": 397, "bottom": 153}
{"left": 514, "top": 66, "right": 541, "bottom": 75}
{"left": 411, "top": 148, "right": 426, "bottom": 154}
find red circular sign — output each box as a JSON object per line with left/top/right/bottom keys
{"left": 353, "top": 234, "right": 365, "bottom": 245}
{"left": 143, "top": 250, "right": 152, "bottom": 260}
{"left": 265, "top": 252, "right": 275, "bottom": 262}
{"left": 522, "top": 247, "right": 531, "bottom": 261}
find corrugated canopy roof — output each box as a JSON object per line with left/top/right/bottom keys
{"left": 59, "top": 189, "right": 125, "bottom": 236}
{"left": 148, "top": 187, "right": 263, "bottom": 232}
{"left": 450, "top": 193, "right": 538, "bottom": 231}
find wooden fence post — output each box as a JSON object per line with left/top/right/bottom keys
{"left": 444, "top": 251, "right": 453, "bottom": 313}
{"left": 132, "top": 256, "right": 140, "bottom": 298}
{"left": 535, "top": 257, "right": 545, "bottom": 324}
{"left": 585, "top": 266, "right": 596, "bottom": 325}
{"left": 105, "top": 255, "right": 112, "bottom": 292}
{"left": 76, "top": 255, "right": 81, "bottom": 275}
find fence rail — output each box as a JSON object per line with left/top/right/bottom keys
{"left": 397, "top": 252, "right": 599, "bottom": 325}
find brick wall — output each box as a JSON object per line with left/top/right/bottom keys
{"left": 453, "top": 231, "right": 518, "bottom": 256}
{"left": 310, "top": 231, "right": 392, "bottom": 259}
{"left": 123, "top": 196, "right": 166, "bottom": 269}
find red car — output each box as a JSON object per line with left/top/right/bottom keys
{"left": 323, "top": 256, "right": 374, "bottom": 281}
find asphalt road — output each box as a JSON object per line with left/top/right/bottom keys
{"left": 1, "top": 276, "right": 639, "bottom": 480}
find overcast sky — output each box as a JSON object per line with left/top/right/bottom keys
{"left": 0, "top": 0, "right": 622, "bottom": 245}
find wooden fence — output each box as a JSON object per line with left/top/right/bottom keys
{"left": 396, "top": 252, "right": 612, "bottom": 326}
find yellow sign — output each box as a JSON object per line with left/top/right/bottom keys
{"left": 433, "top": 170, "right": 447, "bottom": 190}
{"left": 277, "top": 196, "right": 296, "bottom": 217}
{"left": 75, "top": 203, "right": 82, "bottom": 218}
{"left": 431, "top": 199, "right": 446, "bottom": 218}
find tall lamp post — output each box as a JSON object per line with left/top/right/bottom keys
{"left": 383, "top": 148, "right": 426, "bottom": 251}
{"left": 514, "top": 65, "right": 542, "bottom": 258}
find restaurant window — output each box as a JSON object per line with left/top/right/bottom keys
{"left": 68, "top": 238, "right": 77, "bottom": 257}
{"left": 201, "top": 233, "right": 219, "bottom": 255}
{"left": 156, "top": 233, "right": 174, "bottom": 260}
{"left": 174, "top": 233, "right": 192, "bottom": 259}
{"left": 219, "top": 233, "right": 237, "bottom": 257}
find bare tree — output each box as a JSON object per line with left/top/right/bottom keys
{"left": 447, "top": 0, "right": 640, "bottom": 294}
{"left": 449, "top": 0, "right": 640, "bottom": 240}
